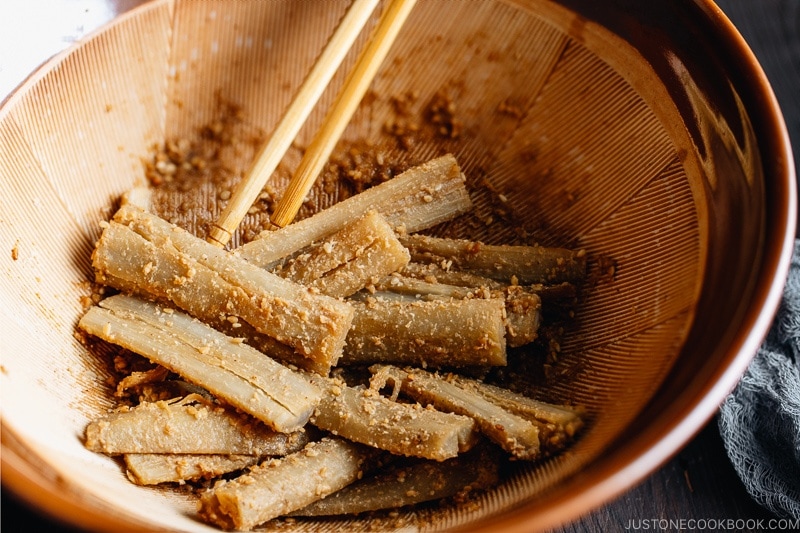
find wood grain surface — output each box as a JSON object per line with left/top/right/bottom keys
{"left": 2, "top": 1, "right": 797, "bottom": 531}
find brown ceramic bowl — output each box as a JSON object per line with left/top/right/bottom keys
{"left": 1, "top": 0, "right": 795, "bottom": 531}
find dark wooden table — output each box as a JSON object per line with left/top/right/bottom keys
{"left": 2, "top": 1, "right": 798, "bottom": 531}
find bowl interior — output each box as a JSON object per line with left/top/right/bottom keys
{"left": 0, "top": 0, "right": 781, "bottom": 531}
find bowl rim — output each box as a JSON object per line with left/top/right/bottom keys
{"left": 1, "top": 0, "right": 796, "bottom": 531}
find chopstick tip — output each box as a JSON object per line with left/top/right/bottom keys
{"left": 207, "top": 225, "right": 232, "bottom": 248}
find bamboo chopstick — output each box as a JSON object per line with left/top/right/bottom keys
{"left": 269, "top": 0, "right": 418, "bottom": 229}
{"left": 207, "top": 0, "right": 380, "bottom": 247}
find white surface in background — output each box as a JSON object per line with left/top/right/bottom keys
{"left": 0, "top": 0, "right": 117, "bottom": 100}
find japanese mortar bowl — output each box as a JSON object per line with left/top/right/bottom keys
{"left": 1, "top": 0, "right": 795, "bottom": 531}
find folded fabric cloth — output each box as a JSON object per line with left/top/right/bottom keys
{"left": 719, "top": 239, "right": 800, "bottom": 519}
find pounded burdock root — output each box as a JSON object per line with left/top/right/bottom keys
{"left": 293, "top": 444, "right": 501, "bottom": 516}
{"left": 370, "top": 365, "right": 541, "bottom": 460}
{"left": 79, "top": 294, "right": 322, "bottom": 433}
{"left": 84, "top": 398, "right": 308, "bottom": 455}
{"left": 341, "top": 297, "right": 507, "bottom": 368}
{"left": 277, "top": 210, "right": 410, "bottom": 298}
{"left": 236, "top": 154, "right": 471, "bottom": 269}
{"left": 124, "top": 454, "right": 260, "bottom": 486}
{"left": 307, "top": 373, "right": 477, "bottom": 461}
{"left": 375, "top": 273, "right": 541, "bottom": 347}
{"left": 400, "top": 234, "right": 587, "bottom": 285}
{"left": 198, "top": 438, "right": 373, "bottom": 531}
{"left": 92, "top": 204, "right": 353, "bottom": 369}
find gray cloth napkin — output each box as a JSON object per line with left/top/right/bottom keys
{"left": 719, "top": 239, "right": 800, "bottom": 519}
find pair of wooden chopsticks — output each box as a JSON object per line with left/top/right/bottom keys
{"left": 207, "top": 0, "right": 417, "bottom": 248}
